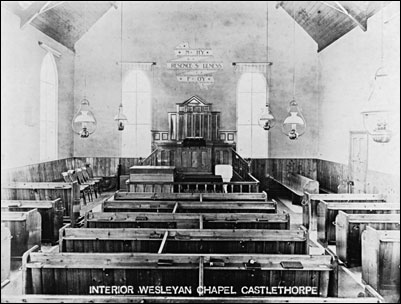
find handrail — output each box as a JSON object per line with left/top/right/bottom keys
{"left": 231, "top": 148, "right": 251, "bottom": 181}
{"left": 128, "top": 181, "right": 259, "bottom": 186}
{"left": 140, "top": 148, "right": 160, "bottom": 166}
{"left": 127, "top": 180, "right": 260, "bottom": 193}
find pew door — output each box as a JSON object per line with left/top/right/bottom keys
{"left": 349, "top": 131, "right": 368, "bottom": 193}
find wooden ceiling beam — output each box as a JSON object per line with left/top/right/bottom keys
{"left": 20, "top": 1, "right": 52, "bottom": 29}
{"left": 333, "top": 1, "right": 367, "bottom": 31}
{"left": 40, "top": 1, "right": 66, "bottom": 14}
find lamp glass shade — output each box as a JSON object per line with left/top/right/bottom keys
{"left": 72, "top": 98, "right": 97, "bottom": 137}
{"left": 282, "top": 100, "right": 306, "bottom": 140}
{"left": 258, "top": 105, "right": 276, "bottom": 131}
{"left": 114, "top": 104, "right": 128, "bottom": 131}
{"left": 361, "top": 68, "right": 393, "bottom": 143}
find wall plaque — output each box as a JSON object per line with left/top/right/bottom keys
{"left": 167, "top": 42, "right": 223, "bottom": 90}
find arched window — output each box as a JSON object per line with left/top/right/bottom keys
{"left": 237, "top": 72, "right": 268, "bottom": 158}
{"left": 40, "top": 52, "right": 58, "bottom": 161}
{"left": 122, "top": 70, "right": 152, "bottom": 157}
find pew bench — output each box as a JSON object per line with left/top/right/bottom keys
{"left": 316, "top": 202, "right": 399, "bottom": 246}
{"left": 303, "top": 193, "right": 387, "bottom": 230}
{"left": 268, "top": 173, "right": 319, "bottom": 205}
{"left": 102, "top": 198, "right": 277, "bottom": 214}
{"left": 1, "top": 182, "right": 81, "bottom": 227}
{"left": 336, "top": 212, "right": 400, "bottom": 267}
{"left": 59, "top": 228, "right": 308, "bottom": 254}
{"left": 361, "top": 226, "right": 400, "bottom": 303}
{"left": 1, "top": 209, "right": 41, "bottom": 258}
{"left": 84, "top": 212, "right": 291, "bottom": 230}
{"left": 22, "top": 251, "right": 333, "bottom": 297}
{"left": 1, "top": 199, "right": 64, "bottom": 244}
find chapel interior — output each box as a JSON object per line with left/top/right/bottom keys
{"left": 1, "top": 1, "right": 400, "bottom": 303}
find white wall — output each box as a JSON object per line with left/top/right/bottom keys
{"left": 1, "top": 8, "right": 75, "bottom": 169}
{"left": 318, "top": 2, "right": 400, "bottom": 175}
{"left": 73, "top": 2, "right": 320, "bottom": 158}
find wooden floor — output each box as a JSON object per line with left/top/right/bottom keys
{"left": 1, "top": 192, "right": 385, "bottom": 301}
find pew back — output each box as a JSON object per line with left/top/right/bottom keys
{"left": 102, "top": 199, "right": 277, "bottom": 214}
{"left": 361, "top": 226, "right": 400, "bottom": 302}
{"left": 317, "top": 202, "right": 399, "bottom": 246}
{"left": 1, "top": 209, "right": 41, "bottom": 258}
{"left": 303, "top": 193, "right": 387, "bottom": 230}
{"left": 59, "top": 228, "right": 307, "bottom": 254}
{"left": 336, "top": 212, "right": 400, "bottom": 267}
{"left": 114, "top": 191, "right": 268, "bottom": 202}
{"left": 1, "top": 199, "right": 64, "bottom": 243}
{"left": 84, "top": 212, "right": 290, "bottom": 230}
{"left": 23, "top": 252, "right": 333, "bottom": 297}
{"left": 1, "top": 224, "right": 11, "bottom": 283}
{"left": 1, "top": 182, "right": 80, "bottom": 226}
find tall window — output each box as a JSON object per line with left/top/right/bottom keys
{"left": 122, "top": 70, "right": 152, "bottom": 157}
{"left": 40, "top": 52, "right": 58, "bottom": 161}
{"left": 237, "top": 72, "right": 268, "bottom": 158}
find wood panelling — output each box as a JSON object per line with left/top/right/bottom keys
{"left": 1, "top": 157, "right": 142, "bottom": 184}
{"left": 251, "top": 159, "right": 318, "bottom": 192}
{"left": 1, "top": 158, "right": 75, "bottom": 184}
{"left": 2, "top": 157, "right": 399, "bottom": 204}
{"left": 317, "top": 159, "right": 400, "bottom": 203}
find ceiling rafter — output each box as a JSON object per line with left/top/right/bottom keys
{"left": 333, "top": 1, "right": 367, "bottom": 31}
{"left": 277, "top": 1, "right": 391, "bottom": 52}
{"left": 20, "top": 1, "right": 52, "bottom": 29}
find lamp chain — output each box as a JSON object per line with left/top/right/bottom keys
{"left": 292, "top": 3, "right": 296, "bottom": 100}
{"left": 380, "top": 1, "right": 384, "bottom": 67}
{"left": 84, "top": 1, "right": 87, "bottom": 99}
{"left": 266, "top": 1, "right": 269, "bottom": 107}
{"left": 120, "top": 0, "right": 123, "bottom": 108}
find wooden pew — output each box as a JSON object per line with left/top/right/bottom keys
{"left": 102, "top": 199, "right": 277, "bottom": 214}
{"left": 269, "top": 173, "right": 319, "bottom": 205}
{"left": 1, "top": 182, "right": 81, "bottom": 227}
{"left": 1, "top": 209, "right": 41, "bottom": 258}
{"left": 114, "top": 191, "right": 268, "bottom": 202}
{"left": 84, "top": 212, "right": 290, "bottom": 230}
{"left": 362, "top": 226, "right": 400, "bottom": 302}
{"left": 59, "top": 228, "right": 307, "bottom": 254}
{"left": 303, "top": 193, "right": 386, "bottom": 230}
{"left": 316, "top": 202, "right": 399, "bottom": 246}
{"left": 1, "top": 199, "right": 64, "bottom": 244}
{"left": 22, "top": 251, "right": 333, "bottom": 297}
{"left": 336, "top": 212, "right": 400, "bottom": 267}
{"left": 1, "top": 224, "right": 11, "bottom": 285}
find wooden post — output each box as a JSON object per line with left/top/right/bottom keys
{"left": 21, "top": 245, "right": 39, "bottom": 294}
{"left": 198, "top": 256, "right": 204, "bottom": 296}
{"left": 199, "top": 215, "right": 203, "bottom": 230}
{"left": 58, "top": 223, "right": 70, "bottom": 253}
{"left": 71, "top": 182, "right": 80, "bottom": 227}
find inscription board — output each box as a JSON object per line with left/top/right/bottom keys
{"left": 167, "top": 42, "right": 223, "bottom": 90}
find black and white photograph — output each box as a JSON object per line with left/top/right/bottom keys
{"left": 1, "top": 1, "right": 400, "bottom": 303}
